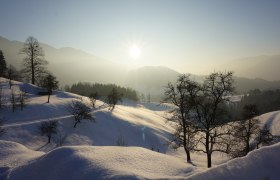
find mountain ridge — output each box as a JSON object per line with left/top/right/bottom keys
{"left": 1, "top": 36, "right": 280, "bottom": 98}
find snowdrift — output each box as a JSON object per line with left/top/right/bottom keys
{"left": 187, "top": 142, "right": 280, "bottom": 180}
{"left": 0, "top": 140, "right": 44, "bottom": 168}
{"left": 8, "top": 145, "right": 194, "bottom": 180}
{"left": 0, "top": 140, "right": 44, "bottom": 179}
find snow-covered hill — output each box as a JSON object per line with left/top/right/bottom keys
{"left": 0, "top": 77, "right": 173, "bottom": 152}
{"left": 187, "top": 142, "right": 280, "bottom": 180}
{"left": 1, "top": 77, "right": 280, "bottom": 179}
{"left": 8, "top": 144, "right": 194, "bottom": 180}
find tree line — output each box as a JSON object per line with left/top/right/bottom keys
{"left": 239, "top": 89, "right": 280, "bottom": 114}
{"left": 65, "top": 82, "right": 138, "bottom": 101}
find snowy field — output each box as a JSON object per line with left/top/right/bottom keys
{"left": 0, "top": 77, "right": 280, "bottom": 179}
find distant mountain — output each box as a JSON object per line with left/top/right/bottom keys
{"left": 1, "top": 36, "right": 280, "bottom": 100}
{"left": 0, "top": 36, "right": 128, "bottom": 85}
{"left": 221, "top": 55, "right": 280, "bottom": 81}
{"left": 234, "top": 76, "right": 280, "bottom": 93}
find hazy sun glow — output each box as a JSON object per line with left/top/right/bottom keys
{"left": 130, "top": 44, "right": 141, "bottom": 59}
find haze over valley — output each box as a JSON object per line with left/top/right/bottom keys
{"left": 1, "top": 1, "right": 280, "bottom": 179}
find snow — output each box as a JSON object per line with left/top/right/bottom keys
{"left": 187, "top": 142, "right": 280, "bottom": 180}
{"left": 0, "top": 78, "right": 174, "bottom": 153}
{"left": 0, "top": 140, "right": 44, "bottom": 168}
{"left": 259, "top": 111, "right": 280, "bottom": 136}
{"left": 1, "top": 77, "right": 280, "bottom": 179}
{"left": 8, "top": 145, "right": 194, "bottom": 180}
{"left": 0, "top": 140, "right": 44, "bottom": 179}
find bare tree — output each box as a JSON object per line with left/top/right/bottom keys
{"left": 107, "top": 87, "right": 122, "bottom": 111}
{"left": 67, "top": 100, "right": 94, "bottom": 128}
{"left": 192, "top": 72, "right": 234, "bottom": 168}
{"left": 18, "top": 90, "right": 28, "bottom": 111}
{"left": 0, "top": 118, "right": 5, "bottom": 136}
{"left": 165, "top": 74, "right": 199, "bottom": 162}
{"left": 10, "top": 88, "right": 17, "bottom": 112}
{"left": 41, "top": 73, "right": 59, "bottom": 103}
{"left": 230, "top": 104, "right": 260, "bottom": 157}
{"left": 256, "top": 124, "right": 275, "bottom": 149}
{"left": 0, "top": 86, "right": 4, "bottom": 109}
{"left": 56, "top": 130, "right": 67, "bottom": 147}
{"left": 7, "top": 65, "right": 18, "bottom": 89}
{"left": 89, "top": 92, "right": 99, "bottom": 108}
{"left": 116, "top": 133, "right": 127, "bottom": 146}
{"left": 39, "top": 121, "right": 58, "bottom": 143}
{"left": 20, "top": 36, "right": 48, "bottom": 85}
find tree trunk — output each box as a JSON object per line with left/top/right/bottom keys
{"left": 74, "top": 121, "right": 78, "bottom": 128}
{"left": 207, "top": 153, "right": 212, "bottom": 168}
{"left": 206, "top": 132, "right": 211, "bottom": 168}
{"left": 47, "top": 94, "right": 50, "bottom": 103}
{"left": 31, "top": 50, "right": 35, "bottom": 84}
{"left": 48, "top": 136, "right": 51, "bottom": 143}
{"left": 186, "top": 149, "right": 191, "bottom": 162}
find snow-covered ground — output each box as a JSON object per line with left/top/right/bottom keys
{"left": 187, "top": 142, "right": 280, "bottom": 180}
{"left": 1, "top": 77, "right": 280, "bottom": 179}
{"left": 8, "top": 144, "right": 194, "bottom": 179}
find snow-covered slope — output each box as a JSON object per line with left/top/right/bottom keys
{"left": 0, "top": 78, "right": 173, "bottom": 152}
{"left": 8, "top": 145, "right": 194, "bottom": 180}
{"left": 0, "top": 140, "right": 44, "bottom": 179}
{"left": 187, "top": 142, "right": 280, "bottom": 180}
{"left": 1, "top": 78, "right": 280, "bottom": 179}
{"left": 0, "top": 140, "right": 44, "bottom": 168}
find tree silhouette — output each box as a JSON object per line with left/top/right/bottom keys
{"left": 39, "top": 121, "right": 58, "bottom": 143}
{"left": 165, "top": 74, "right": 199, "bottom": 162}
{"left": 192, "top": 72, "right": 235, "bottom": 168}
{"left": 41, "top": 73, "right": 59, "bottom": 103}
{"left": 67, "top": 100, "right": 94, "bottom": 128}
{"left": 231, "top": 104, "right": 260, "bottom": 157}
{"left": 20, "top": 36, "right": 48, "bottom": 85}
{"left": 0, "top": 50, "right": 7, "bottom": 77}
{"left": 107, "top": 87, "right": 122, "bottom": 111}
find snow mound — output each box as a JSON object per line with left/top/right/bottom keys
{"left": 9, "top": 146, "right": 193, "bottom": 180}
{"left": 0, "top": 140, "right": 44, "bottom": 168}
{"left": 187, "top": 142, "right": 280, "bottom": 180}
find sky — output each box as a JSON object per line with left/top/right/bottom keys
{"left": 0, "top": 0, "right": 280, "bottom": 74}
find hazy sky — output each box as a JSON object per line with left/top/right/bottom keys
{"left": 0, "top": 0, "right": 280, "bottom": 74}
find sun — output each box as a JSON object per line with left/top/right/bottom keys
{"left": 130, "top": 44, "right": 141, "bottom": 59}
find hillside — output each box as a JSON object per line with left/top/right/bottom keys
{"left": 7, "top": 144, "right": 193, "bottom": 179}
{"left": 187, "top": 142, "right": 280, "bottom": 180}
{"left": 0, "top": 36, "right": 127, "bottom": 85}
{"left": 1, "top": 78, "right": 280, "bottom": 179}
{"left": 2, "top": 36, "right": 280, "bottom": 99}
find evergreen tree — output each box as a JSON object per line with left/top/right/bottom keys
{"left": 0, "top": 50, "right": 7, "bottom": 77}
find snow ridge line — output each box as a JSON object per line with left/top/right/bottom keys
{"left": 2, "top": 114, "right": 74, "bottom": 128}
